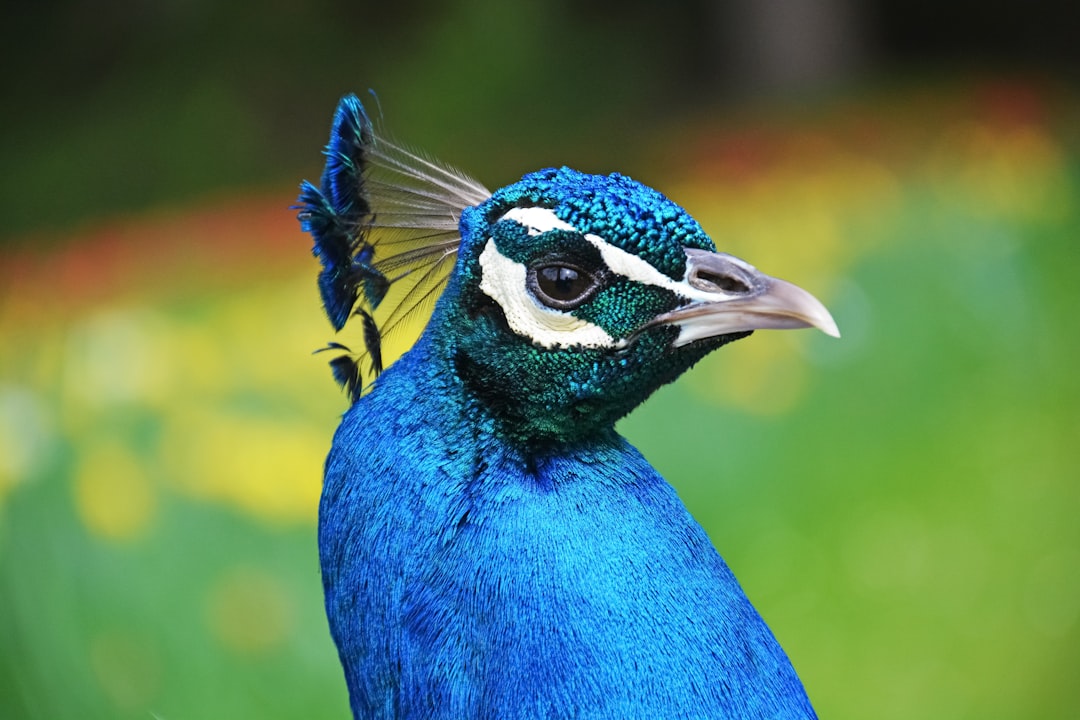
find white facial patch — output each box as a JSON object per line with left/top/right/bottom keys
{"left": 478, "top": 240, "right": 618, "bottom": 349}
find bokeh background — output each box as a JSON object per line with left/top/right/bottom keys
{"left": 2, "top": 1, "right": 1079, "bottom": 718}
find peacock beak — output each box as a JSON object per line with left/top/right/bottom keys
{"left": 654, "top": 248, "right": 840, "bottom": 346}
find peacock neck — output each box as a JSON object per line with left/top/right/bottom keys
{"left": 385, "top": 320, "right": 625, "bottom": 464}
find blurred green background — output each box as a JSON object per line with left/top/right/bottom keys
{"left": 2, "top": 1, "right": 1078, "bottom": 718}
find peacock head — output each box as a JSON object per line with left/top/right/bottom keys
{"left": 298, "top": 94, "right": 838, "bottom": 447}
{"left": 432, "top": 167, "right": 838, "bottom": 445}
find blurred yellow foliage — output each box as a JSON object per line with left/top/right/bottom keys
{"left": 161, "top": 409, "right": 325, "bottom": 523}
{"left": 74, "top": 440, "right": 156, "bottom": 541}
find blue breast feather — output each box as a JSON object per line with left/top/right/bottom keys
{"left": 319, "top": 333, "right": 815, "bottom": 719}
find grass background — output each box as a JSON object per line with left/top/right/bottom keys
{"left": 2, "top": 3, "right": 1079, "bottom": 718}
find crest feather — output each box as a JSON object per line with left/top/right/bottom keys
{"left": 297, "top": 94, "right": 491, "bottom": 400}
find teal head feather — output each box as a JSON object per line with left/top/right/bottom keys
{"left": 443, "top": 168, "right": 758, "bottom": 445}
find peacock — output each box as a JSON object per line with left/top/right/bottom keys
{"left": 297, "top": 94, "right": 837, "bottom": 719}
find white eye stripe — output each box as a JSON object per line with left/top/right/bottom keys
{"left": 584, "top": 236, "right": 742, "bottom": 302}
{"left": 499, "top": 205, "right": 737, "bottom": 303}
{"left": 478, "top": 239, "right": 619, "bottom": 349}
{"left": 500, "top": 206, "right": 578, "bottom": 235}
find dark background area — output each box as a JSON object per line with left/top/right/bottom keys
{"left": 3, "top": 1, "right": 1078, "bottom": 241}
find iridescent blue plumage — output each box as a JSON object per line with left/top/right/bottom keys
{"left": 297, "top": 97, "right": 382, "bottom": 332}
{"left": 298, "top": 94, "right": 488, "bottom": 397}
{"left": 299, "top": 94, "right": 838, "bottom": 719}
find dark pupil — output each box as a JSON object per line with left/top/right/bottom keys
{"left": 538, "top": 265, "right": 587, "bottom": 301}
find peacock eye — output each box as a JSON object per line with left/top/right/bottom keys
{"left": 529, "top": 263, "right": 598, "bottom": 310}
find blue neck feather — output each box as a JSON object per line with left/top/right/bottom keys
{"left": 319, "top": 321, "right": 816, "bottom": 719}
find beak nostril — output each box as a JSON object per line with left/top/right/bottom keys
{"left": 693, "top": 269, "right": 751, "bottom": 295}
